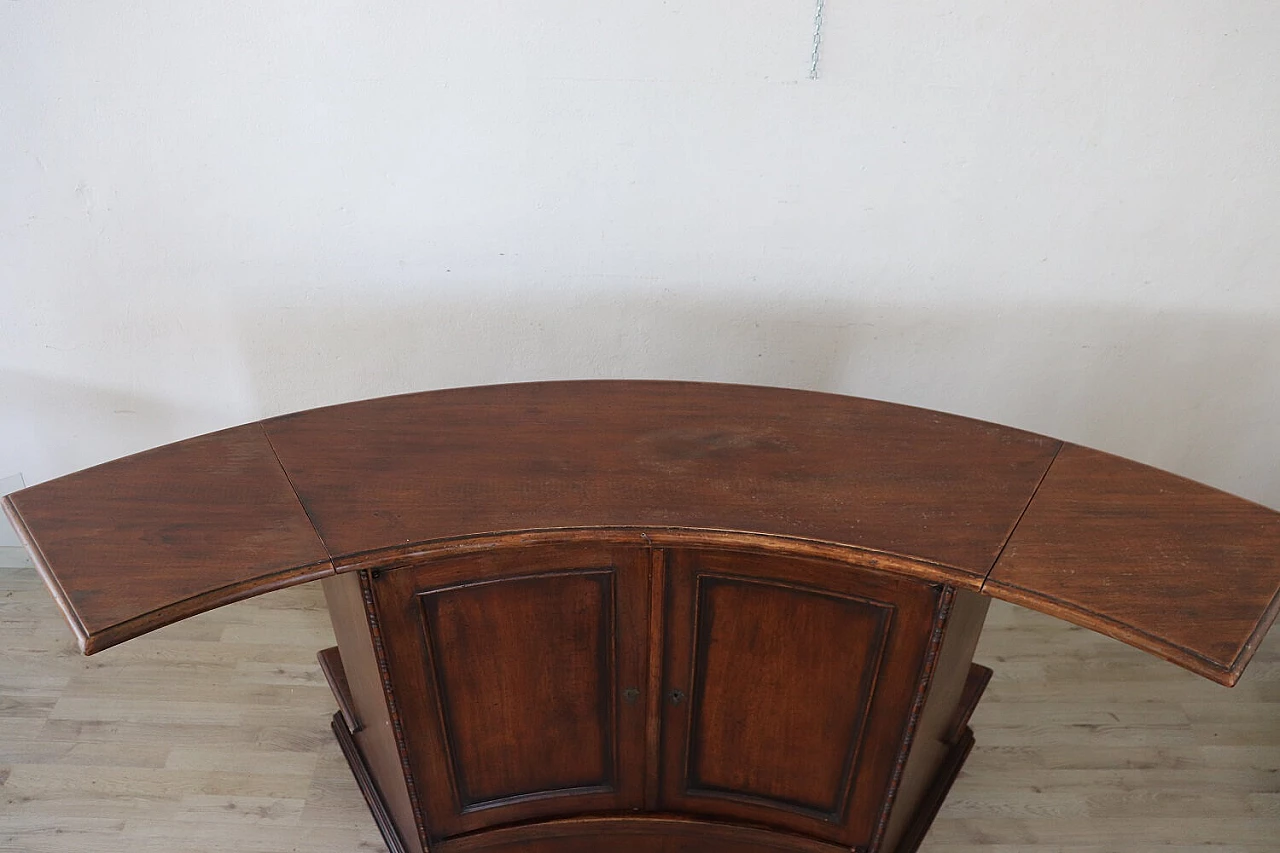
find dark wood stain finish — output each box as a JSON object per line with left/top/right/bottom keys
{"left": 261, "top": 381, "right": 1060, "bottom": 576}
{"left": 318, "top": 646, "right": 359, "bottom": 734}
{"left": 877, "top": 591, "right": 991, "bottom": 853}
{"left": 1, "top": 423, "right": 332, "bottom": 653}
{"left": 659, "top": 549, "right": 945, "bottom": 848}
{"left": 421, "top": 570, "right": 618, "bottom": 807}
{"left": 435, "top": 816, "right": 851, "bottom": 853}
{"left": 330, "top": 712, "right": 410, "bottom": 853}
{"left": 686, "top": 575, "right": 890, "bottom": 815}
{"left": 11, "top": 381, "right": 1277, "bottom": 684}
{"left": 371, "top": 543, "right": 650, "bottom": 840}
{"left": 987, "top": 443, "right": 1280, "bottom": 686}
{"left": 890, "top": 726, "right": 977, "bottom": 853}
{"left": 7, "top": 381, "right": 1280, "bottom": 853}
{"left": 321, "top": 571, "right": 425, "bottom": 853}
{"left": 643, "top": 547, "right": 668, "bottom": 811}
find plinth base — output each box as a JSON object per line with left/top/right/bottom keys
{"left": 893, "top": 662, "right": 992, "bottom": 853}
{"left": 321, "top": 646, "right": 409, "bottom": 853}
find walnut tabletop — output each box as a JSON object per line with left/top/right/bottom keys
{"left": 261, "top": 381, "right": 1059, "bottom": 573}
{"left": 2, "top": 424, "right": 333, "bottom": 654}
{"left": 4, "top": 381, "right": 1278, "bottom": 685}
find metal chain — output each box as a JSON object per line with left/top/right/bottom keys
{"left": 809, "top": 0, "right": 825, "bottom": 79}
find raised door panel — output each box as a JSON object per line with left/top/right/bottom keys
{"left": 687, "top": 576, "right": 889, "bottom": 811}
{"left": 660, "top": 549, "right": 945, "bottom": 850}
{"left": 373, "top": 544, "right": 650, "bottom": 840}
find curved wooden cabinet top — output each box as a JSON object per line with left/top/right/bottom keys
{"left": 4, "top": 381, "right": 1278, "bottom": 685}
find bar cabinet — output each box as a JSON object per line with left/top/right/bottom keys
{"left": 6, "top": 381, "right": 1278, "bottom": 852}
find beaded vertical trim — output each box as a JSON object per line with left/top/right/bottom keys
{"left": 869, "top": 585, "right": 957, "bottom": 852}
{"left": 361, "top": 569, "right": 432, "bottom": 852}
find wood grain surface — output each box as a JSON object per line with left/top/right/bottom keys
{"left": 658, "top": 549, "right": 944, "bottom": 848}
{"left": 1, "top": 424, "right": 332, "bottom": 654}
{"left": 320, "top": 572, "right": 423, "bottom": 853}
{"left": 370, "top": 544, "right": 651, "bottom": 841}
{"left": 987, "top": 443, "right": 1280, "bottom": 686}
{"left": 2, "top": 552, "right": 1275, "bottom": 853}
{"left": 432, "top": 815, "right": 851, "bottom": 853}
{"left": 263, "top": 381, "right": 1059, "bottom": 575}
{"left": 5, "top": 381, "right": 1279, "bottom": 686}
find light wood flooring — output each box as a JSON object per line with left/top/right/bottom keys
{"left": 1, "top": 549, "right": 1276, "bottom": 852}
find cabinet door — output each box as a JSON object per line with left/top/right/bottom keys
{"left": 372, "top": 543, "right": 650, "bottom": 840}
{"left": 658, "top": 549, "right": 944, "bottom": 850}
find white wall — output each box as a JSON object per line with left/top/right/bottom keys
{"left": 2, "top": 3, "right": 1278, "bottom": 526}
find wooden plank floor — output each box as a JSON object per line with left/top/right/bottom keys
{"left": 1, "top": 549, "right": 1276, "bottom": 852}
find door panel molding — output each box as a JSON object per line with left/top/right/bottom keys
{"left": 659, "top": 548, "right": 944, "bottom": 849}
{"left": 683, "top": 572, "right": 895, "bottom": 819}
{"left": 416, "top": 569, "right": 620, "bottom": 811}
{"left": 372, "top": 544, "right": 649, "bottom": 840}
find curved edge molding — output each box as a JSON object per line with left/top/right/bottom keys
{"left": 987, "top": 443, "right": 1280, "bottom": 686}
{"left": 330, "top": 528, "right": 983, "bottom": 591}
{"left": 5, "top": 381, "right": 1278, "bottom": 685}
{"left": 2, "top": 423, "right": 335, "bottom": 653}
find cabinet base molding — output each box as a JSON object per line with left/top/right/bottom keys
{"left": 331, "top": 712, "right": 410, "bottom": 853}
{"left": 894, "top": 725, "right": 975, "bottom": 853}
{"left": 330, "top": 710, "right": 409, "bottom": 853}
{"left": 324, "top": 644, "right": 410, "bottom": 853}
{"left": 889, "top": 662, "right": 992, "bottom": 853}
{"left": 318, "top": 646, "right": 360, "bottom": 734}
{"left": 435, "top": 816, "right": 852, "bottom": 853}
